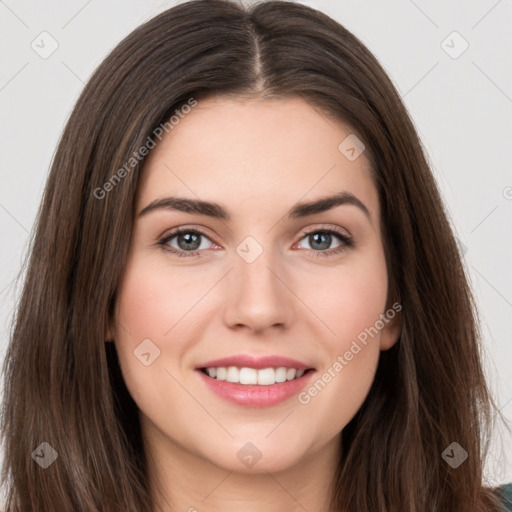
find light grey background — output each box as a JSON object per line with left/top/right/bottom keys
{"left": 1, "top": 0, "right": 511, "bottom": 485}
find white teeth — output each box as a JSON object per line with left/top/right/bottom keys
{"left": 257, "top": 368, "right": 276, "bottom": 386}
{"left": 202, "top": 366, "right": 308, "bottom": 385}
{"left": 275, "top": 367, "right": 287, "bottom": 383}
{"left": 226, "top": 366, "right": 239, "bottom": 383}
{"left": 239, "top": 367, "right": 258, "bottom": 385}
{"left": 286, "top": 368, "right": 297, "bottom": 380}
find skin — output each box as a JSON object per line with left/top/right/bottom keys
{"left": 108, "top": 96, "right": 402, "bottom": 512}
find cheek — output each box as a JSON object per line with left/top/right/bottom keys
{"left": 112, "top": 258, "right": 207, "bottom": 416}
{"left": 301, "top": 246, "right": 388, "bottom": 352}
{"left": 111, "top": 258, "right": 197, "bottom": 392}
{"left": 115, "top": 257, "right": 210, "bottom": 345}
{"left": 293, "top": 248, "right": 387, "bottom": 429}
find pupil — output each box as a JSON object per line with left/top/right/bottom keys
{"left": 311, "top": 232, "right": 330, "bottom": 250}
{"left": 179, "top": 232, "right": 200, "bottom": 250}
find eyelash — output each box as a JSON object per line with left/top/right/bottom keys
{"left": 157, "top": 226, "right": 354, "bottom": 259}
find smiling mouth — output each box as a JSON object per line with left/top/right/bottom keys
{"left": 198, "top": 366, "right": 314, "bottom": 385}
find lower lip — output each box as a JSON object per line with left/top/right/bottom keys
{"left": 196, "top": 369, "right": 315, "bottom": 408}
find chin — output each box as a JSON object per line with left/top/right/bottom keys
{"left": 196, "top": 438, "right": 309, "bottom": 474}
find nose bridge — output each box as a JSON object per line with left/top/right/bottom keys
{"left": 223, "top": 234, "right": 294, "bottom": 331}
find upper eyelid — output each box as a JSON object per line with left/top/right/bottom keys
{"left": 159, "top": 226, "right": 217, "bottom": 244}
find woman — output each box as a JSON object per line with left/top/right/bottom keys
{"left": 1, "top": 0, "right": 510, "bottom": 510}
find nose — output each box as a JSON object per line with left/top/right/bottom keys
{"left": 222, "top": 244, "right": 295, "bottom": 334}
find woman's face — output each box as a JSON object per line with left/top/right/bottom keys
{"left": 110, "top": 96, "right": 401, "bottom": 474}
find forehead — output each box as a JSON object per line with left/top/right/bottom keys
{"left": 137, "top": 96, "right": 378, "bottom": 218}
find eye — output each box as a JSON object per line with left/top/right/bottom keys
{"left": 158, "top": 228, "right": 217, "bottom": 257}
{"left": 295, "top": 226, "right": 354, "bottom": 258}
{"left": 158, "top": 225, "right": 354, "bottom": 258}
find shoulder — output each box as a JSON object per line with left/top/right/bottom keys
{"left": 495, "top": 483, "right": 512, "bottom": 511}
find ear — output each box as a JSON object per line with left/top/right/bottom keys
{"left": 379, "top": 299, "right": 402, "bottom": 351}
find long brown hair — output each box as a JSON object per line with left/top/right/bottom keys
{"left": 0, "top": 1, "right": 505, "bottom": 510}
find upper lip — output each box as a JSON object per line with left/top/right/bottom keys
{"left": 196, "top": 354, "right": 314, "bottom": 371}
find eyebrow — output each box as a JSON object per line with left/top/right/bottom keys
{"left": 138, "top": 191, "right": 371, "bottom": 221}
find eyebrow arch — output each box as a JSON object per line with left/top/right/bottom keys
{"left": 138, "top": 191, "right": 370, "bottom": 221}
